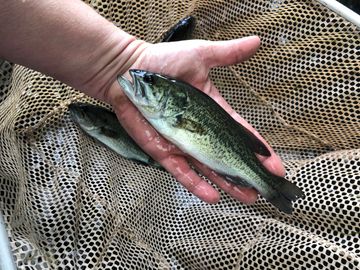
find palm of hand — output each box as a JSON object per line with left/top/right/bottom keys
{"left": 105, "top": 36, "right": 285, "bottom": 204}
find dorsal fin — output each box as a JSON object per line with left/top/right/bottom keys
{"left": 239, "top": 124, "right": 271, "bottom": 156}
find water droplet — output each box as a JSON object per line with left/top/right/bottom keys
{"left": 310, "top": 54, "right": 321, "bottom": 63}
{"left": 278, "top": 35, "right": 288, "bottom": 45}
{"left": 270, "top": 0, "right": 283, "bottom": 10}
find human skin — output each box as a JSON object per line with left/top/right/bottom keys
{"left": 0, "top": 0, "right": 285, "bottom": 204}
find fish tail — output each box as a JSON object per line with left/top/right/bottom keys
{"left": 261, "top": 175, "right": 305, "bottom": 214}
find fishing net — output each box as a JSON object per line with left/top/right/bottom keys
{"left": 0, "top": 0, "right": 359, "bottom": 269}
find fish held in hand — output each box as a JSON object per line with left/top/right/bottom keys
{"left": 117, "top": 70, "right": 305, "bottom": 214}
{"left": 68, "top": 103, "right": 162, "bottom": 169}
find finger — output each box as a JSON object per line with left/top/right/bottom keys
{"left": 190, "top": 158, "right": 258, "bottom": 204}
{"left": 160, "top": 155, "right": 220, "bottom": 204}
{"left": 201, "top": 36, "right": 261, "bottom": 68}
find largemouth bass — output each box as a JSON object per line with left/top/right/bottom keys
{"left": 117, "top": 70, "right": 305, "bottom": 213}
{"left": 68, "top": 103, "right": 162, "bottom": 169}
{"left": 161, "top": 16, "right": 196, "bottom": 42}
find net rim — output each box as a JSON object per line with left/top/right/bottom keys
{"left": 318, "top": 0, "right": 360, "bottom": 27}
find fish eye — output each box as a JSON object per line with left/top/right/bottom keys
{"left": 143, "top": 74, "right": 154, "bottom": 84}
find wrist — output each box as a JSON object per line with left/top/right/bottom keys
{"left": 79, "top": 29, "right": 149, "bottom": 102}
{"left": 0, "top": 0, "right": 150, "bottom": 103}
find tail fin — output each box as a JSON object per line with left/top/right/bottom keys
{"left": 262, "top": 175, "right": 305, "bottom": 214}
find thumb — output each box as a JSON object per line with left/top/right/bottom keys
{"left": 201, "top": 36, "right": 261, "bottom": 68}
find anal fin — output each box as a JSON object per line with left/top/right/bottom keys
{"left": 222, "top": 175, "right": 253, "bottom": 188}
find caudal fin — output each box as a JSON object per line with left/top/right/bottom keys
{"left": 262, "top": 175, "right": 305, "bottom": 214}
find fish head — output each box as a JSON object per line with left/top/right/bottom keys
{"left": 118, "top": 70, "right": 188, "bottom": 119}
{"left": 68, "top": 103, "right": 103, "bottom": 131}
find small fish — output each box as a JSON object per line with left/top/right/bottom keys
{"left": 161, "top": 16, "right": 196, "bottom": 42}
{"left": 117, "top": 70, "right": 305, "bottom": 214}
{"left": 68, "top": 103, "right": 162, "bottom": 169}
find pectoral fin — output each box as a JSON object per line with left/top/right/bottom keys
{"left": 173, "top": 115, "right": 206, "bottom": 135}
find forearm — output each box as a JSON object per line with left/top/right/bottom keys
{"left": 0, "top": 0, "right": 145, "bottom": 100}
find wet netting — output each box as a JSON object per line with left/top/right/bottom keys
{"left": 0, "top": 0, "right": 359, "bottom": 269}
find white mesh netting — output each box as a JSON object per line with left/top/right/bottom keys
{"left": 0, "top": 0, "right": 359, "bottom": 269}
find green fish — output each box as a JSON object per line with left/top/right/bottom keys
{"left": 161, "top": 16, "right": 196, "bottom": 42}
{"left": 117, "top": 70, "right": 305, "bottom": 213}
{"left": 68, "top": 103, "right": 162, "bottom": 169}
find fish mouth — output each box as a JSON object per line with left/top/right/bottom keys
{"left": 68, "top": 103, "right": 87, "bottom": 123}
{"left": 129, "top": 69, "right": 148, "bottom": 78}
{"left": 69, "top": 102, "right": 86, "bottom": 110}
{"left": 130, "top": 70, "right": 149, "bottom": 99}
{"left": 68, "top": 103, "right": 83, "bottom": 115}
{"left": 68, "top": 103, "right": 98, "bottom": 130}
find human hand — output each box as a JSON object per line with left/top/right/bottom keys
{"left": 102, "top": 36, "right": 286, "bottom": 204}
{"left": 0, "top": 0, "right": 283, "bottom": 204}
